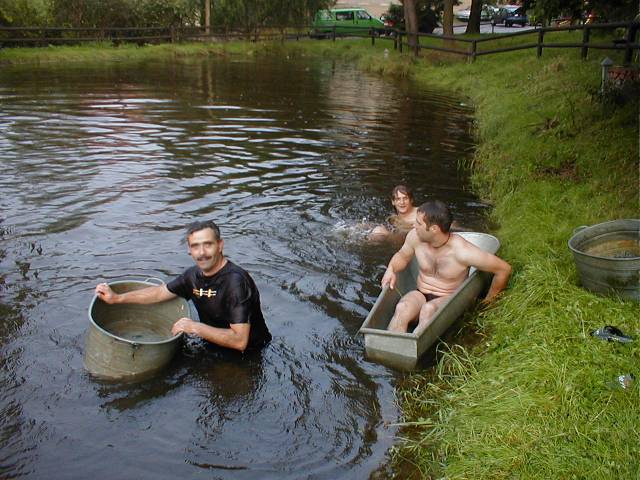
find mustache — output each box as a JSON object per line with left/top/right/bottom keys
{"left": 195, "top": 255, "right": 212, "bottom": 262}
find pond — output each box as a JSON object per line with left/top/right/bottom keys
{"left": 0, "top": 52, "right": 487, "bottom": 479}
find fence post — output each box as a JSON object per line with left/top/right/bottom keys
{"left": 468, "top": 39, "right": 477, "bottom": 63}
{"left": 414, "top": 33, "right": 419, "bottom": 57}
{"left": 393, "top": 30, "right": 398, "bottom": 50}
{"left": 170, "top": 26, "right": 175, "bottom": 43}
{"left": 537, "top": 29, "right": 545, "bottom": 58}
{"left": 399, "top": 32, "right": 403, "bottom": 53}
{"left": 332, "top": 24, "right": 336, "bottom": 42}
{"left": 624, "top": 21, "right": 639, "bottom": 65}
{"left": 581, "top": 25, "right": 590, "bottom": 59}
{"left": 371, "top": 28, "right": 375, "bottom": 46}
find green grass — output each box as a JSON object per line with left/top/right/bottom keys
{"left": 2, "top": 35, "right": 638, "bottom": 478}
{"left": 0, "top": 40, "right": 265, "bottom": 65}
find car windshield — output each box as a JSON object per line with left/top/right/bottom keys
{"left": 356, "top": 11, "right": 371, "bottom": 20}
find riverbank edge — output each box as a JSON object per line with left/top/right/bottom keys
{"left": 285, "top": 40, "right": 639, "bottom": 478}
{"left": 2, "top": 40, "right": 638, "bottom": 478}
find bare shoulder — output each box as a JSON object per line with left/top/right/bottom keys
{"left": 450, "top": 234, "right": 489, "bottom": 262}
{"left": 404, "top": 228, "right": 420, "bottom": 247}
{"left": 397, "top": 228, "right": 419, "bottom": 256}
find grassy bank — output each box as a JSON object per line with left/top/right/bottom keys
{"left": 0, "top": 41, "right": 255, "bottom": 65}
{"left": 2, "top": 37, "right": 638, "bottom": 478}
{"left": 278, "top": 38, "right": 639, "bottom": 477}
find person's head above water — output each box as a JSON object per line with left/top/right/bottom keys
{"left": 185, "top": 219, "right": 221, "bottom": 243}
{"left": 391, "top": 185, "right": 415, "bottom": 215}
{"left": 416, "top": 200, "right": 453, "bottom": 234}
{"left": 185, "top": 220, "right": 225, "bottom": 276}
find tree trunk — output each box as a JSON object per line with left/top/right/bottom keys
{"left": 204, "top": 0, "right": 211, "bottom": 35}
{"left": 402, "top": 0, "right": 418, "bottom": 50}
{"left": 465, "top": 0, "right": 482, "bottom": 34}
{"left": 443, "top": 0, "right": 454, "bottom": 36}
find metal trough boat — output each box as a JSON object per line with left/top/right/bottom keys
{"left": 359, "top": 232, "right": 500, "bottom": 370}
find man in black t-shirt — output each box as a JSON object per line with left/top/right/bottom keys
{"left": 95, "top": 220, "right": 271, "bottom": 352}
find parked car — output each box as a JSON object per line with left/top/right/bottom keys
{"left": 504, "top": 7, "right": 528, "bottom": 27}
{"left": 492, "top": 5, "right": 521, "bottom": 25}
{"left": 312, "top": 8, "right": 385, "bottom": 36}
{"left": 455, "top": 4, "right": 498, "bottom": 22}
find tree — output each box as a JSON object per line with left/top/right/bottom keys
{"left": 402, "top": 0, "right": 419, "bottom": 49}
{"left": 442, "top": 0, "right": 453, "bottom": 36}
{"left": 385, "top": 1, "right": 457, "bottom": 34}
{"left": 465, "top": 0, "right": 482, "bottom": 34}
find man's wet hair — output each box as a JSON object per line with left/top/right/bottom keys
{"left": 391, "top": 184, "right": 414, "bottom": 202}
{"left": 186, "top": 220, "right": 221, "bottom": 242}
{"left": 417, "top": 200, "right": 453, "bottom": 233}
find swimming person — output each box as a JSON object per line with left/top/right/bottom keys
{"left": 381, "top": 200, "right": 511, "bottom": 333}
{"left": 95, "top": 220, "right": 271, "bottom": 352}
{"left": 369, "top": 185, "right": 418, "bottom": 240}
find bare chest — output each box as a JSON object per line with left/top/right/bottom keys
{"left": 415, "top": 245, "right": 466, "bottom": 280}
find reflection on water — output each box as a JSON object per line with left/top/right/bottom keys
{"left": 0, "top": 53, "right": 485, "bottom": 478}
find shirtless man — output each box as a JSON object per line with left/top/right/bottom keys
{"left": 369, "top": 185, "right": 418, "bottom": 239}
{"left": 381, "top": 200, "right": 511, "bottom": 333}
{"left": 95, "top": 220, "right": 271, "bottom": 352}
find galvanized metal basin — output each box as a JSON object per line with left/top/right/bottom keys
{"left": 359, "top": 232, "right": 500, "bottom": 370}
{"left": 84, "top": 280, "right": 188, "bottom": 380}
{"left": 568, "top": 219, "right": 640, "bottom": 302}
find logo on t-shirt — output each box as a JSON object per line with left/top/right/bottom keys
{"left": 193, "top": 288, "right": 217, "bottom": 298}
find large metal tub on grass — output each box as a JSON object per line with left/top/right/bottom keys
{"left": 568, "top": 219, "right": 640, "bottom": 302}
{"left": 84, "top": 279, "right": 187, "bottom": 380}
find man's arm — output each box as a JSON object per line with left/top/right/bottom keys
{"left": 95, "top": 283, "right": 176, "bottom": 305}
{"left": 381, "top": 230, "right": 417, "bottom": 289}
{"left": 171, "top": 319, "right": 249, "bottom": 352}
{"left": 456, "top": 243, "right": 512, "bottom": 302}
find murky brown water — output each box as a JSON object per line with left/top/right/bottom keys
{"left": 0, "top": 53, "right": 487, "bottom": 479}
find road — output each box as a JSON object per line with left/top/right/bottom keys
{"left": 434, "top": 23, "right": 538, "bottom": 35}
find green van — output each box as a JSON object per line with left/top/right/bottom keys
{"left": 312, "top": 8, "right": 385, "bottom": 36}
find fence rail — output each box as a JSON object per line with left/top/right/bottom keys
{"left": 0, "top": 21, "right": 638, "bottom": 64}
{"left": 395, "top": 21, "right": 638, "bottom": 63}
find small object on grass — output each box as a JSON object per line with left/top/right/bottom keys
{"left": 617, "top": 373, "right": 635, "bottom": 390}
{"left": 607, "top": 373, "right": 635, "bottom": 391}
{"left": 590, "top": 325, "right": 633, "bottom": 343}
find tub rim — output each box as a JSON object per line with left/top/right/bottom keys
{"left": 88, "top": 279, "right": 185, "bottom": 346}
{"left": 568, "top": 218, "right": 640, "bottom": 262}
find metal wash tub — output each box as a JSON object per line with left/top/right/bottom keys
{"left": 568, "top": 219, "right": 640, "bottom": 302}
{"left": 359, "top": 232, "right": 500, "bottom": 370}
{"left": 84, "top": 279, "right": 187, "bottom": 380}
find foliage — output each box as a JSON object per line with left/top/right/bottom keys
{"left": 210, "top": 0, "right": 332, "bottom": 32}
{"left": 0, "top": 0, "right": 332, "bottom": 30}
{"left": 48, "top": 0, "right": 202, "bottom": 28}
{"left": 0, "top": 0, "right": 50, "bottom": 27}
{"left": 384, "top": 0, "right": 460, "bottom": 33}
{"left": 528, "top": 0, "right": 638, "bottom": 24}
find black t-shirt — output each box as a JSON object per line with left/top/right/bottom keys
{"left": 166, "top": 261, "right": 271, "bottom": 350}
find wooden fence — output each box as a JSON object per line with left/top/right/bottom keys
{"left": 1, "top": 21, "right": 638, "bottom": 64}
{"left": 0, "top": 25, "right": 313, "bottom": 46}
{"left": 396, "top": 21, "right": 639, "bottom": 64}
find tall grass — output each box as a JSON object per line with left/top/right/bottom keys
{"left": 379, "top": 36, "right": 638, "bottom": 480}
